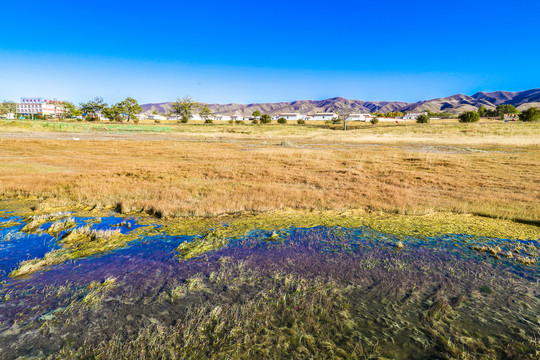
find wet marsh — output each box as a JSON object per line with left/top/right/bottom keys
{"left": 0, "top": 204, "right": 539, "bottom": 359}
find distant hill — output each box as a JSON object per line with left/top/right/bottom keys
{"left": 141, "top": 97, "right": 408, "bottom": 117}
{"left": 402, "top": 89, "right": 540, "bottom": 113}
{"left": 141, "top": 88, "right": 540, "bottom": 116}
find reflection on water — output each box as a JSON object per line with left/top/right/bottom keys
{"left": 0, "top": 212, "right": 539, "bottom": 359}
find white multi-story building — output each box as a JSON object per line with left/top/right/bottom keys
{"left": 17, "top": 97, "right": 64, "bottom": 117}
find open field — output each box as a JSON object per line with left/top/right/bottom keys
{"left": 0, "top": 119, "right": 539, "bottom": 222}
{"left": 1, "top": 117, "right": 539, "bottom": 145}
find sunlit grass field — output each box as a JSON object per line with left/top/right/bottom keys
{"left": 0, "top": 119, "right": 538, "bottom": 222}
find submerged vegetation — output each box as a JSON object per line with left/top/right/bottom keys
{"left": 9, "top": 217, "right": 144, "bottom": 277}
{"left": 177, "top": 230, "right": 228, "bottom": 260}
{"left": 1, "top": 213, "right": 539, "bottom": 359}
{"left": 1, "top": 226, "right": 538, "bottom": 359}
{"left": 3, "top": 201, "right": 540, "bottom": 278}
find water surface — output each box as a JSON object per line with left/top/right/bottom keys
{"left": 0, "top": 211, "right": 538, "bottom": 359}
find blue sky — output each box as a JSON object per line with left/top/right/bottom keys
{"left": 0, "top": 0, "right": 538, "bottom": 104}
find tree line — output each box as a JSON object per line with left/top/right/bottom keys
{"left": 75, "top": 97, "right": 143, "bottom": 122}
{"left": 457, "top": 104, "right": 539, "bottom": 123}
{"left": 1, "top": 97, "right": 539, "bottom": 124}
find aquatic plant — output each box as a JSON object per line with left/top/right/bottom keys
{"left": 10, "top": 225, "right": 141, "bottom": 277}
{"left": 0, "top": 220, "right": 19, "bottom": 230}
{"left": 1, "top": 224, "right": 539, "bottom": 359}
{"left": 35, "top": 249, "right": 540, "bottom": 359}
{"left": 62, "top": 225, "right": 121, "bottom": 243}
{"left": 80, "top": 277, "right": 117, "bottom": 308}
{"left": 516, "top": 255, "right": 537, "bottom": 265}
{"left": 46, "top": 217, "right": 76, "bottom": 237}
{"left": 21, "top": 211, "right": 72, "bottom": 233}
{"left": 177, "top": 230, "right": 228, "bottom": 260}
{"left": 9, "top": 250, "right": 71, "bottom": 277}
{"left": 164, "top": 275, "right": 210, "bottom": 301}
{"left": 471, "top": 240, "right": 539, "bottom": 266}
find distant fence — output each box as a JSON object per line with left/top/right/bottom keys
{"left": 2, "top": 118, "right": 173, "bottom": 134}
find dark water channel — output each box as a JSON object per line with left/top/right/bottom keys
{"left": 0, "top": 212, "right": 539, "bottom": 359}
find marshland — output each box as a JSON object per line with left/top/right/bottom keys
{"left": 0, "top": 119, "right": 539, "bottom": 359}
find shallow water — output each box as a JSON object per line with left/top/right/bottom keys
{"left": 0, "top": 211, "right": 539, "bottom": 359}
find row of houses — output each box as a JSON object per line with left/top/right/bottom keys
{"left": 142, "top": 112, "right": 378, "bottom": 122}
{"left": 11, "top": 97, "right": 427, "bottom": 122}
{"left": 142, "top": 111, "right": 429, "bottom": 122}
{"left": 269, "top": 112, "right": 427, "bottom": 121}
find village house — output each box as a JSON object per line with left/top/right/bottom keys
{"left": 143, "top": 114, "right": 167, "bottom": 121}
{"left": 213, "top": 115, "right": 232, "bottom": 121}
{"left": 402, "top": 111, "right": 427, "bottom": 120}
{"left": 349, "top": 113, "right": 373, "bottom": 121}
{"left": 309, "top": 113, "right": 338, "bottom": 121}
{"left": 277, "top": 113, "right": 304, "bottom": 121}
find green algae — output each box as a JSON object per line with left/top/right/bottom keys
{"left": 3, "top": 199, "right": 540, "bottom": 276}
{"left": 156, "top": 209, "right": 540, "bottom": 260}
{"left": 3, "top": 199, "right": 539, "bottom": 240}
{"left": 479, "top": 285, "right": 493, "bottom": 294}
{"left": 177, "top": 230, "right": 228, "bottom": 260}
{"left": 0, "top": 198, "right": 118, "bottom": 223}
{"left": 158, "top": 209, "right": 540, "bottom": 241}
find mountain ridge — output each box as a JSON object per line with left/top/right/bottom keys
{"left": 141, "top": 88, "right": 540, "bottom": 116}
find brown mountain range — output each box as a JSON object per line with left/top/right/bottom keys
{"left": 141, "top": 88, "right": 540, "bottom": 116}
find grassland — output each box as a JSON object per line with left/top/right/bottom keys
{"left": 1, "top": 119, "right": 538, "bottom": 225}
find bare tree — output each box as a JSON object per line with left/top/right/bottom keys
{"left": 337, "top": 107, "right": 359, "bottom": 131}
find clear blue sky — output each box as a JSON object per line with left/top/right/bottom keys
{"left": 1, "top": 0, "right": 538, "bottom": 104}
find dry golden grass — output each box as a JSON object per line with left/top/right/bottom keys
{"left": 0, "top": 120, "right": 538, "bottom": 222}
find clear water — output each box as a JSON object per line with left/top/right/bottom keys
{"left": 0, "top": 211, "right": 538, "bottom": 359}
